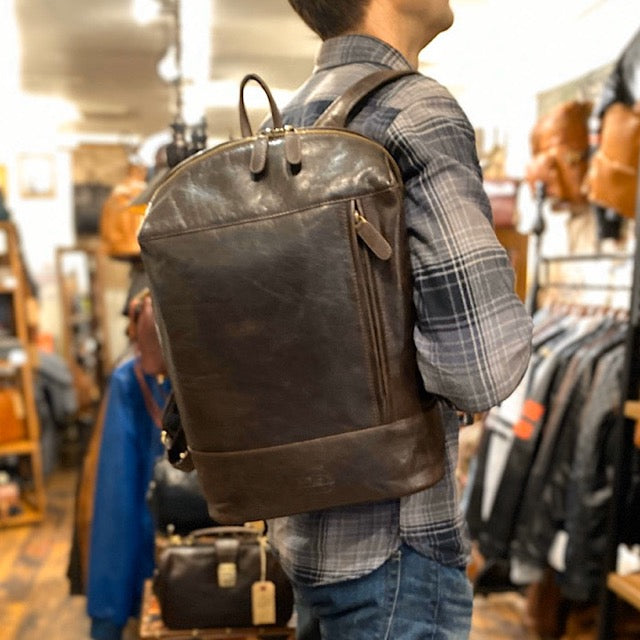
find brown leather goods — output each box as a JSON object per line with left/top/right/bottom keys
{"left": 99, "top": 164, "right": 148, "bottom": 259}
{"left": 525, "top": 100, "right": 592, "bottom": 205}
{"left": 127, "top": 288, "right": 167, "bottom": 377}
{"left": 585, "top": 100, "right": 640, "bottom": 219}
{"left": 139, "top": 71, "right": 446, "bottom": 524}
{"left": 0, "top": 387, "right": 26, "bottom": 444}
{"left": 152, "top": 526, "right": 294, "bottom": 629}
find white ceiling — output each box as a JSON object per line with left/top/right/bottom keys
{"left": 16, "top": 0, "right": 320, "bottom": 142}
{"left": 13, "top": 0, "right": 640, "bottom": 148}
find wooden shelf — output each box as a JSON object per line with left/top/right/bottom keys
{"left": 607, "top": 572, "right": 640, "bottom": 610}
{"left": 0, "top": 439, "right": 37, "bottom": 455}
{"left": 0, "top": 498, "right": 43, "bottom": 527}
{"left": 0, "top": 221, "right": 46, "bottom": 528}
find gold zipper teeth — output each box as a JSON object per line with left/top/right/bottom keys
{"left": 352, "top": 205, "right": 388, "bottom": 421}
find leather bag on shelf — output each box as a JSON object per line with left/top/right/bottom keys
{"left": 99, "top": 165, "right": 148, "bottom": 260}
{"left": 147, "top": 457, "right": 216, "bottom": 535}
{"left": 152, "top": 526, "right": 294, "bottom": 630}
{"left": 584, "top": 100, "right": 640, "bottom": 219}
{"left": 525, "top": 100, "right": 592, "bottom": 205}
{"left": 0, "top": 387, "right": 26, "bottom": 444}
{"left": 138, "top": 71, "right": 445, "bottom": 524}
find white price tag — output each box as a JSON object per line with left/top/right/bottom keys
{"left": 251, "top": 580, "right": 276, "bottom": 625}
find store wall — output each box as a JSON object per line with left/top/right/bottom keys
{"left": 423, "top": 0, "right": 640, "bottom": 179}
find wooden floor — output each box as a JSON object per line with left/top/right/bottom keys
{"left": 0, "top": 467, "right": 536, "bottom": 640}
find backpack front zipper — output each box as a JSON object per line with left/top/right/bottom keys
{"left": 350, "top": 201, "right": 391, "bottom": 422}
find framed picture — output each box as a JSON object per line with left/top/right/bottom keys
{"left": 18, "top": 153, "right": 56, "bottom": 198}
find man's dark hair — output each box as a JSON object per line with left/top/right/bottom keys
{"left": 287, "top": 0, "right": 369, "bottom": 40}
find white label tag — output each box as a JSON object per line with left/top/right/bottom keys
{"left": 251, "top": 580, "right": 276, "bottom": 625}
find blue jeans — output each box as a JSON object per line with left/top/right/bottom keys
{"left": 294, "top": 544, "right": 472, "bottom": 640}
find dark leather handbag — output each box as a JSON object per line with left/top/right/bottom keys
{"left": 152, "top": 526, "right": 294, "bottom": 630}
{"left": 147, "top": 457, "right": 216, "bottom": 535}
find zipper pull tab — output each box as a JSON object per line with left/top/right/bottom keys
{"left": 284, "top": 125, "right": 302, "bottom": 168}
{"left": 250, "top": 133, "right": 268, "bottom": 176}
{"left": 354, "top": 210, "right": 393, "bottom": 260}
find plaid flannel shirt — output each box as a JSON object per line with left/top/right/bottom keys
{"left": 268, "top": 35, "right": 532, "bottom": 586}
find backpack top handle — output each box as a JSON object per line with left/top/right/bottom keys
{"left": 239, "top": 73, "right": 301, "bottom": 176}
{"left": 238, "top": 73, "right": 284, "bottom": 137}
{"left": 237, "top": 69, "right": 414, "bottom": 177}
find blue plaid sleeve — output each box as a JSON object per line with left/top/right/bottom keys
{"left": 385, "top": 82, "right": 532, "bottom": 412}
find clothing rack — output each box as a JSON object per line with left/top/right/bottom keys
{"left": 532, "top": 254, "right": 633, "bottom": 311}
{"left": 526, "top": 185, "right": 634, "bottom": 316}
{"left": 523, "top": 181, "right": 640, "bottom": 635}
{"left": 596, "top": 167, "right": 640, "bottom": 639}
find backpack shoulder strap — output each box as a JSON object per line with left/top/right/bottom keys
{"left": 314, "top": 68, "right": 416, "bottom": 129}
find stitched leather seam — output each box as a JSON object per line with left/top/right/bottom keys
{"left": 188, "top": 408, "right": 439, "bottom": 456}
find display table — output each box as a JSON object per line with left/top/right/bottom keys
{"left": 139, "top": 580, "right": 294, "bottom": 640}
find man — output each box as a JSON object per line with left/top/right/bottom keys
{"left": 268, "top": 1, "right": 533, "bottom": 638}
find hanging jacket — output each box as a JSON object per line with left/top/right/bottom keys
{"left": 561, "top": 344, "right": 626, "bottom": 601}
{"left": 510, "top": 324, "right": 626, "bottom": 579}
{"left": 86, "top": 358, "right": 169, "bottom": 640}
{"left": 466, "top": 314, "right": 600, "bottom": 561}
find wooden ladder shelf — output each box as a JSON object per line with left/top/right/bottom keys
{"left": 0, "top": 221, "right": 46, "bottom": 527}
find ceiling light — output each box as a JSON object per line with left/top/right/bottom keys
{"left": 132, "top": 0, "right": 161, "bottom": 25}
{"left": 157, "top": 45, "right": 180, "bottom": 83}
{"left": 16, "top": 94, "right": 81, "bottom": 126}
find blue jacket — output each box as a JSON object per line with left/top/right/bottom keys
{"left": 87, "top": 358, "right": 169, "bottom": 640}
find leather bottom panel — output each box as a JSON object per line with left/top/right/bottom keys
{"left": 190, "top": 405, "right": 445, "bottom": 524}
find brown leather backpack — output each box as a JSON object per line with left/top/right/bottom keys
{"left": 584, "top": 101, "right": 640, "bottom": 219}
{"left": 139, "top": 71, "right": 445, "bottom": 524}
{"left": 525, "top": 100, "right": 592, "bottom": 205}
{"left": 99, "top": 165, "right": 148, "bottom": 259}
